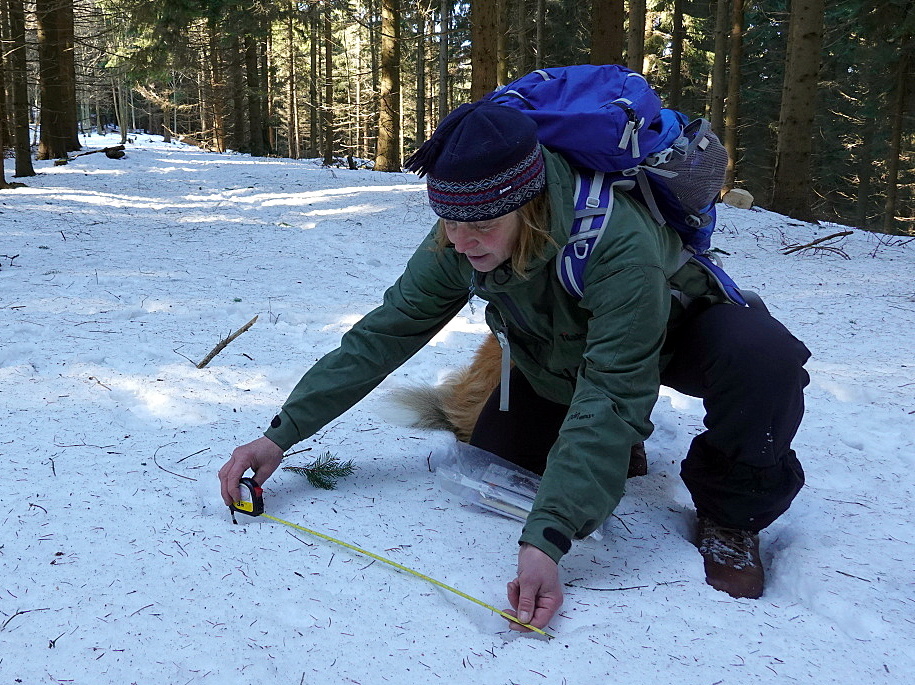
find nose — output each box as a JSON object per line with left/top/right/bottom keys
{"left": 445, "top": 223, "right": 478, "bottom": 254}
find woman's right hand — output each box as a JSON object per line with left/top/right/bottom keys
{"left": 218, "top": 436, "right": 285, "bottom": 506}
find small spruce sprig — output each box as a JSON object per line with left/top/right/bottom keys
{"left": 282, "top": 451, "right": 356, "bottom": 490}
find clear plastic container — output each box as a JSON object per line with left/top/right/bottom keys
{"left": 429, "top": 440, "right": 606, "bottom": 541}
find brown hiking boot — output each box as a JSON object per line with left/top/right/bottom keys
{"left": 696, "top": 517, "right": 764, "bottom": 599}
{"left": 627, "top": 442, "right": 648, "bottom": 478}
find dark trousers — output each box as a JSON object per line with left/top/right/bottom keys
{"left": 469, "top": 303, "right": 810, "bottom": 532}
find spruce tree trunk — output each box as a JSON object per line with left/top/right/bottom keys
{"left": 376, "top": 0, "right": 401, "bottom": 171}
{"left": 287, "top": 2, "right": 300, "bottom": 159}
{"left": 113, "top": 80, "right": 128, "bottom": 145}
{"left": 322, "top": 8, "right": 335, "bottom": 165}
{"left": 245, "top": 34, "right": 265, "bottom": 157}
{"left": 710, "top": 0, "right": 729, "bottom": 136}
{"left": 668, "top": 0, "right": 684, "bottom": 110}
{"left": 770, "top": 0, "right": 825, "bottom": 222}
{"left": 59, "top": 1, "right": 78, "bottom": 151}
{"left": 470, "top": 0, "right": 498, "bottom": 100}
{"left": 723, "top": 0, "right": 745, "bottom": 191}
{"left": 0, "top": 31, "right": 8, "bottom": 188}
{"left": 438, "top": 0, "right": 449, "bottom": 121}
{"left": 590, "top": 0, "right": 625, "bottom": 66}
{"left": 227, "top": 37, "right": 246, "bottom": 151}
{"left": 36, "top": 0, "right": 70, "bottom": 160}
{"left": 883, "top": 54, "right": 909, "bottom": 234}
{"left": 208, "top": 21, "right": 226, "bottom": 153}
{"left": 198, "top": 63, "right": 210, "bottom": 142}
{"left": 497, "top": 0, "right": 508, "bottom": 84}
{"left": 262, "top": 35, "right": 273, "bottom": 154}
{"left": 535, "top": 0, "right": 545, "bottom": 69}
{"left": 516, "top": 0, "right": 532, "bottom": 75}
{"left": 7, "top": 0, "right": 34, "bottom": 177}
{"left": 309, "top": 7, "right": 319, "bottom": 154}
{"left": 416, "top": 8, "right": 426, "bottom": 146}
{"left": 855, "top": 119, "right": 875, "bottom": 230}
{"left": 627, "top": 0, "right": 646, "bottom": 73}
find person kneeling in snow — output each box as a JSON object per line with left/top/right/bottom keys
{"left": 218, "top": 102, "right": 810, "bottom": 633}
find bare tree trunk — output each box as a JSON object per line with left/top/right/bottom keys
{"left": 723, "top": 0, "right": 745, "bottom": 191}
{"left": 710, "top": 0, "right": 729, "bottom": 136}
{"left": 59, "top": 1, "right": 78, "bottom": 151}
{"left": 883, "top": 54, "right": 909, "bottom": 234}
{"left": 438, "top": 0, "right": 449, "bottom": 121}
{"left": 322, "top": 8, "right": 335, "bottom": 165}
{"left": 770, "top": 0, "right": 825, "bottom": 222}
{"left": 310, "top": 6, "right": 319, "bottom": 153}
{"left": 208, "top": 21, "right": 226, "bottom": 152}
{"left": 36, "top": 0, "right": 71, "bottom": 159}
{"left": 262, "top": 34, "right": 274, "bottom": 154}
{"left": 470, "top": 0, "right": 498, "bottom": 100}
{"left": 245, "top": 34, "right": 264, "bottom": 156}
{"left": 535, "top": 0, "right": 545, "bottom": 69}
{"left": 497, "top": 0, "right": 508, "bottom": 84}
{"left": 7, "top": 0, "right": 34, "bottom": 176}
{"left": 668, "top": 0, "right": 684, "bottom": 110}
{"left": 0, "top": 17, "right": 8, "bottom": 188}
{"left": 227, "top": 37, "right": 246, "bottom": 151}
{"left": 287, "top": 2, "right": 300, "bottom": 159}
{"left": 416, "top": 4, "right": 426, "bottom": 146}
{"left": 516, "top": 0, "right": 532, "bottom": 75}
{"left": 108, "top": 79, "right": 126, "bottom": 144}
{"left": 376, "top": 0, "right": 401, "bottom": 171}
{"left": 627, "top": 0, "right": 646, "bottom": 73}
{"left": 855, "top": 118, "right": 875, "bottom": 230}
{"left": 590, "top": 0, "right": 625, "bottom": 66}
{"left": 198, "top": 59, "right": 210, "bottom": 142}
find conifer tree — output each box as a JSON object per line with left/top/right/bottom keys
{"left": 771, "top": 0, "right": 826, "bottom": 221}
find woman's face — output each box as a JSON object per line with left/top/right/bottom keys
{"left": 442, "top": 211, "right": 522, "bottom": 272}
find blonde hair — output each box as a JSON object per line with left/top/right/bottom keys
{"left": 435, "top": 192, "right": 554, "bottom": 278}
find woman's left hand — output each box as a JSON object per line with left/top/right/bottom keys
{"left": 506, "top": 543, "right": 564, "bottom": 632}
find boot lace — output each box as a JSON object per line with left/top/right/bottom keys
{"left": 698, "top": 519, "right": 759, "bottom": 570}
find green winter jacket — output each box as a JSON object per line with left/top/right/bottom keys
{"left": 265, "top": 148, "right": 730, "bottom": 563}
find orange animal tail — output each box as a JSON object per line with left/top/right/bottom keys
{"left": 390, "top": 334, "right": 503, "bottom": 442}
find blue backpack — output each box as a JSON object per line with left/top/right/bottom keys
{"left": 485, "top": 64, "right": 752, "bottom": 308}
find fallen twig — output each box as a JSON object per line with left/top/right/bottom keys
{"left": 564, "top": 583, "right": 650, "bottom": 592}
{"left": 1, "top": 608, "right": 50, "bottom": 631}
{"left": 781, "top": 230, "right": 853, "bottom": 257}
{"left": 176, "top": 447, "right": 210, "bottom": 464}
{"left": 152, "top": 443, "right": 196, "bottom": 481}
{"left": 197, "top": 315, "right": 258, "bottom": 368}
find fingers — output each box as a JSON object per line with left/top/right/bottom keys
{"left": 506, "top": 578, "right": 547, "bottom": 632}
{"left": 505, "top": 543, "right": 564, "bottom": 632}
{"left": 217, "top": 437, "right": 284, "bottom": 507}
{"left": 514, "top": 580, "right": 538, "bottom": 626}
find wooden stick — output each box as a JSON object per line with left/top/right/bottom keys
{"left": 196, "top": 315, "right": 258, "bottom": 368}
{"left": 781, "top": 230, "right": 853, "bottom": 255}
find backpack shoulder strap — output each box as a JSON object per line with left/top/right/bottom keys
{"left": 556, "top": 169, "right": 634, "bottom": 299}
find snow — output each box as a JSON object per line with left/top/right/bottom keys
{"left": 1, "top": 134, "right": 913, "bottom": 684}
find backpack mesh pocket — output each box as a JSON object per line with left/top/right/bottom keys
{"left": 648, "top": 118, "right": 728, "bottom": 217}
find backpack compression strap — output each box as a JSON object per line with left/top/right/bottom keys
{"left": 557, "top": 169, "right": 634, "bottom": 299}
{"left": 558, "top": 172, "right": 755, "bottom": 310}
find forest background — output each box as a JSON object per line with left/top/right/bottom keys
{"left": 0, "top": 0, "right": 912, "bottom": 235}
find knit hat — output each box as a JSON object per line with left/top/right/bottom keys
{"left": 405, "top": 102, "right": 546, "bottom": 222}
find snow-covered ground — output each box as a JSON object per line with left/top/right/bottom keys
{"left": 1, "top": 135, "right": 913, "bottom": 684}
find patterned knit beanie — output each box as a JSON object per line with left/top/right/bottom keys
{"left": 405, "top": 102, "right": 545, "bottom": 222}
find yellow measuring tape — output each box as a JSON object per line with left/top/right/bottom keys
{"left": 232, "top": 479, "right": 552, "bottom": 639}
